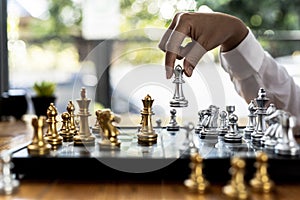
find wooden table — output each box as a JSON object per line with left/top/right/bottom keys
{"left": 0, "top": 120, "right": 300, "bottom": 200}
{"left": 3, "top": 179, "right": 300, "bottom": 200}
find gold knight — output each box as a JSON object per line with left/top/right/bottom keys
{"left": 96, "top": 109, "right": 121, "bottom": 148}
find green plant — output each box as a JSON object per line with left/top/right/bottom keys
{"left": 33, "top": 81, "right": 56, "bottom": 97}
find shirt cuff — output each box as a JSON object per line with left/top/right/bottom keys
{"left": 219, "top": 29, "right": 265, "bottom": 80}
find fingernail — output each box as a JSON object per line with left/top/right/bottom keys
{"left": 165, "top": 67, "right": 173, "bottom": 79}
{"left": 187, "top": 66, "right": 193, "bottom": 76}
{"left": 166, "top": 72, "right": 172, "bottom": 79}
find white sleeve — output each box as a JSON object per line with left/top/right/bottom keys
{"left": 219, "top": 30, "right": 300, "bottom": 126}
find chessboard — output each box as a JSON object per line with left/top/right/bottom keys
{"left": 10, "top": 125, "right": 300, "bottom": 183}
{"left": 6, "top": 76, "right": 300, "bottom": 186}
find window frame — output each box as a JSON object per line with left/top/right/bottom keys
{"left": 0, "top": 0, "right": 8, "bottom": 95}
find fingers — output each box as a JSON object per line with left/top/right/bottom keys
{"left": 159, "top": 13, "right": 190, "bottom": 79}
{"left": 164, "top": 41, "right": 194, "bottom": 79}
{"left": 177, "top": 41, "right": 195, "bottom": 60}
{"left": 165, "top": 51, "right": 176, "bottom": 79}
{"left": 159, "top": 12, "right": 206, "bottom": 79}
{"left": 165, "top": 23, "right": 190, "bottom": 79}
{"left": 183, "top": 60, "right": 194, "bottom": 77}
{"left": 164, "top": 31, "right": 186, "bottom": 79}
{"left": 158, "top": 13, "right": 183, "bottom": 52}
{"left": 158, "top": 29, "right": 172, "bottom": 52}
{"left": 183, "top": 42, "right": 207, "bottom": 77}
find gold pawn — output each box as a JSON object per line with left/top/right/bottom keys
{"left": 184, "top": 148, "right": 209, "bottom": 193}
{"left": 27, "top": 116, "right": 52, "bottom": 155}
{"left": 59, "top": 112, "right": 74, "bottom": 142}
{"left": 44, "top": 103, "right": 63, "bottom": 148}
{"left": 223, "top": 157, "right": 248, "bottom": 199}
{"left": 67, "top": 101, "right": 78, "bottom": 136}
{"left": 250, "top": 152, "right": 274, "bottom": 193}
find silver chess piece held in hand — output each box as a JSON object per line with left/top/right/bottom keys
{"left": 170, "top": 65, "right": 188, "bottom": 107}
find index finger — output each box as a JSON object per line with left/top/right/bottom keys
{"left": 158, "top": 12, "right": 183, "bottom": 52}
{"left": 165, "top": 22, "right": 190, "bottom": 79}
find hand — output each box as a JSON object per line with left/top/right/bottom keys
{"left": 158, "top": 12, "right": 248, "bottom": 79}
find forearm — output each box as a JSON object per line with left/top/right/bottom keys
{"left": 219, "top": 30, "right": 300, "bottom": 125}
{"left": 257, "top": 53, "right": 300, "bottom": 121}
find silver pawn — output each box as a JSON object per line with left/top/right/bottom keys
{"left": 218, "top": 111, "right": 228, "bottom": 137}
{"left": 226, "top": 105, "right": 235, "bottom": 117}
{"left": 155, "top": 118, "right": 162, "bottom": 128}
{"left": 155, "top": 119, "right": 163, "bottom": 134}
{"left": 180, "top": 122, "right": 196, "bottom": 155}
{"left": 224, "top": 114, "right": 242, "bottom": 143}
{"left": 92, "top": 110, "right": 101, "bottom": 134}
{"left": 226, "top": 105, "right": 235, "bottom": 128}
{"left": 170, "top": 65, "right": 188, "bottom": 107}
{"left": 166, "top": 109, "right": 180, "bottom": 131}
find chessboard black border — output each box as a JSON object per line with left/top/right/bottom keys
{"left": 11, "top": 146, "right": 300, "bottom": 184}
